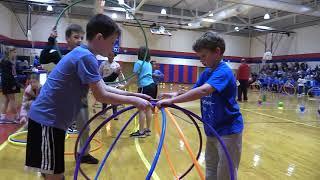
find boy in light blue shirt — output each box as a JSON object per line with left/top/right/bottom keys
{"left": 158, "top": 31, "right": 243, "bottom": 180}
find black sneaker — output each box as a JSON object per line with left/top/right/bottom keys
{"left": 130, "top": 130, "right": 146, "bottom": 138}
{"left": 144, "top": 129, "right": 151, "bottom": 136}
{"left": 79, "top": 154, "right": 99, "bottom": 164}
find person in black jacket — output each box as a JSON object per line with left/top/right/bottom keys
{"left": 0, "top": 46, "right": 20, "bottom": 122}
{"left": 39, "top": 24, "right": 84, "bottom": 65}
{"left": 39, "top": 24, "right": 99, "bottom": 164}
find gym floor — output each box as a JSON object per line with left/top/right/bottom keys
{"left": 0, "top": 84, "right": 319, "bottom": 180}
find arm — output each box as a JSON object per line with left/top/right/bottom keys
{"left": 39, "top": 31, "right": 60, "bottom": 64}
{"left": 158, "top": 84, "right": 214, "bottom": 106}
{"left": 90, "top": 80, "right": 151, "bottom": 109}
{"left": 98, "top": 79, "right": 151, "bottom": 100}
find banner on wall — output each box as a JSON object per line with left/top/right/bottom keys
{"left": 113, "top": 36, "right": 120, "bottom": 53}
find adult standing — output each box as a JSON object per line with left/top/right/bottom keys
{"left": 0, "top": 46, "right": 20, "bottom": 121}
{"left": 237, "top": 58, "right": 250, "bottom": 102}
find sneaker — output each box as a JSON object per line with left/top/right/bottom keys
{"left": 67, "top": 127, "right": 78, "bottom": 134}
{"left": 130, "top": 130, "right": 146, "bottom": 138}
{"left": 144, "top": 129, "right": 151, "bottom": 136}
{"left": 0, "top": 114, "right": 6, "bottom": 121}
{"left": 78, "top": 154, "right": 99, "bottom": 164}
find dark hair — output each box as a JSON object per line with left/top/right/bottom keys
{"left": 137, "top": 46, "right": 151, "bottom": 61}
{"left": 65, "top": 24, "right": 84, "bottom": 38}
{"left": 192, "top": 31, "right": 225, "bottom": 55}
{"left": 86, "top": 14, "right": 121, "bottom": 41}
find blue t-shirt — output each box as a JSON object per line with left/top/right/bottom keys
{"left": 194, "top": 61, "right": 243, "bottom": 137}
{"left": 153, "top": 70, "right": 164, "bottom": 85}
{"left": 29, "top": 45, "right": 101, "bottom": 130}
{"left": 133, "top": 60, "right": 154, "bottom": 87}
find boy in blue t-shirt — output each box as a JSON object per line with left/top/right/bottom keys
{"left": 25, "top": 14, "right": 151, "bottom": 180}
{"left": 157, "top": 31, "right": 243, "bottom": 180}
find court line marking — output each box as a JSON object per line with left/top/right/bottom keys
{"left": 134, "top": 138, "right": 161, "bottom": 180}
{"left": 241, "top": 108, "right": 320, "bottom": 129}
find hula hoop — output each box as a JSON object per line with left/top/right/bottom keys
{"left": 64, "top": 135, "right": 103, "bottom": 155}
{"left": 73, "top": 102, "right": 234, "bottom": 180}
{"left": 8, "top": 131, "right": 70, "bottom": 147}
{"left": 307, "top": 87, "right": 320, "bottom": 101}
{"left": 282, "top": 83, "right": 296, "bottom": 96}
{"left": 8, "top": 131, "right": 28, "bottom": 146}
{"left": 54, "top": 0, "right": 148, "bottom": 85}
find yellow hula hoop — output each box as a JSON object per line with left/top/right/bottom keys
{"left": 8, "top": 131, "right": 70, "bottom": 147}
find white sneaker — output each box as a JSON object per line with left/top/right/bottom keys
{"left": 0, "top": 114, "right": 6, "bottom": 121}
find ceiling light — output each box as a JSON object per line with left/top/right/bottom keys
{"left": 234, "top": 26, "right": 240, "bottom": 31}
{"left": 126, "top": 11, "right": 134, "bottom": 19}
{"left": 111, "top": 13, "right": 118, "bottom": 19}
{"left": 118, "top": 0, "right": 124, "bottom": 5}
{"left": 202, "top": 18, "right": 216, "bottom": 23}
{"left": 264, "top": 13, "right": 270, "bottom": 19}
{"left": 47, "top": 5, "right": 53, "bottom": 11}
{"left": 161, "top": 8, "right": 167, "bottom": 15}
{"left": 254, "top": 25, "right": 273, "bottom": 30}
{"left": 209, "top": 12, "right": 213, "bottom": 17}
{"left": 100, "top": 0, "right": 105, "bottom": 7}
{"left": 188, "top": 23, "right": 192, "bottom": 26}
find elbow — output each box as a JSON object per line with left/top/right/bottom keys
{"left": 199, "top": 85, "right": 214, "bottom": 96}
{"left": 199, "top": 88, "right": 210, "bottom": 96}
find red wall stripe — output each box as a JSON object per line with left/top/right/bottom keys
{"left": 174, "top": 65, "right": 179, "bottom": 83}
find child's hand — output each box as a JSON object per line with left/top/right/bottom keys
{"left": 158, "top": 92, "right": 178, "bottom": 99}
{"left": 20, "top": 116, "right": 27, "bottom": 124}
{"left": 156, "top": 99, "right": 173, "bottom": 107}
{"left": 131, "top": 97, "right": 152, "bottom": 111}
{"left": 50, "top": 27, "right": 58, "bottom": 38}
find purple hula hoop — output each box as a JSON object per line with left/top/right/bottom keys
{"left": 74, "top": 105, "right": 114, "bottom": 180}
{"left": 73, "top": 103, "right": 234, "bottom": 180}
{"left": 74, "top": 106, "right": 136, "bottom": 180}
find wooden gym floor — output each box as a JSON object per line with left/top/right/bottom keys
{"left": 0, "top": 84, "right": 319, "bottom": 180}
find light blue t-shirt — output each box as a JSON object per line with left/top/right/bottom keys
{"left": 194, "top": 61, "right": 243, "bottom": 136}
{"left": 133, "top": 60, "right": 154, "bottom": 87}
{"left": 29, "top": 45, "right": 101, "bottom": 130}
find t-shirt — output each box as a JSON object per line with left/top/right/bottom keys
{"left": 237, "top": 63, "right": 250, "bottom": 80}
{"left": 133, "top": 60, "right": 154, "bottom": 88}
{"left": 99, "top": 60, "right": 120, "bottom": 78}
{"left": 29, "top": 45, "right": 101, "bottom": 130}
{"left": 194, "top": 61, "right": 243, "bottom": 136}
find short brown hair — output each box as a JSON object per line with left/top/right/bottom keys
{"left": 193, "top": 31, "right": 225, "bottom": 55}
{"left": 65, "top": 24, "right": 84, "bottom": 38}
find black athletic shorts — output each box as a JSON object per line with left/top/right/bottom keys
{"left": 25, "top": 119, "right": 66, "bottom": 174}
{"left": 138, "top": 83, "right": 157, "bottom": 99}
